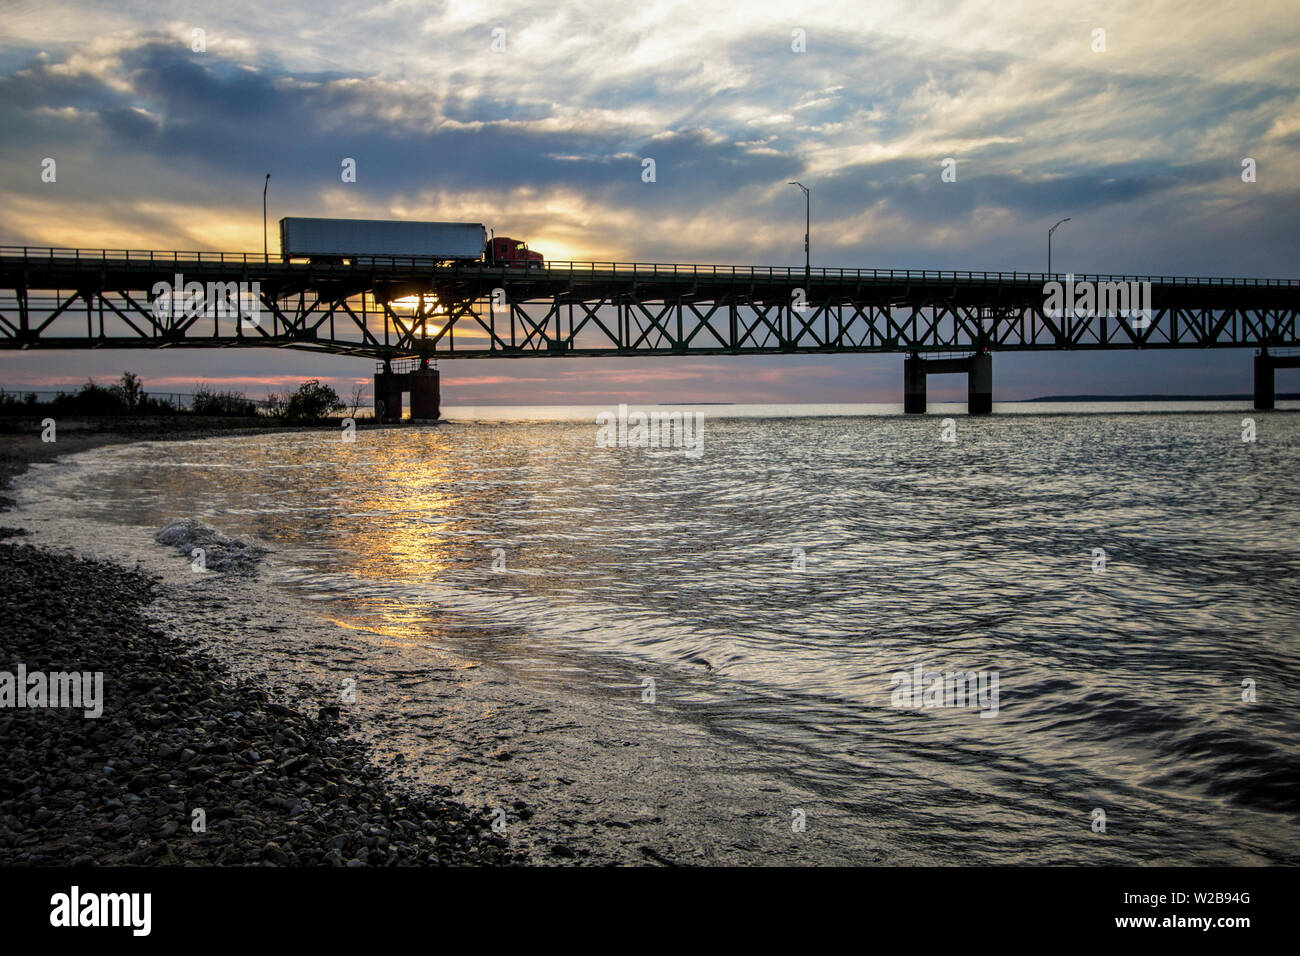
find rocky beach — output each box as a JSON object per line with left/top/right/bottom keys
{"left": 0, "top": 418, "right": 523, "bottom": 866}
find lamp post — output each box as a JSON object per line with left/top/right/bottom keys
{"left": 789, "top": 181, "right": 810, "bottom": 288}
{"left": 1048, "top": 217, "right": 1070, "bottom": 276}
{"left": 263, "top": 173, "right": 271, "bottom": 261}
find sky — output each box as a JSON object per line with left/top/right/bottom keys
{"left": 1, "top": 0, "right": 1298, "bottom": 404}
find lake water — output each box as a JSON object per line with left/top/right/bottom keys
{"left": 13, "top": 402, "right": 1300, "bottom": 864}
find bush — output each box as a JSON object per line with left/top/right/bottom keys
{"left": 118, "top": 371, "right": 144, "bottom": 410}
{"left": 263, "top": 390, "right": 288, "bottom": 418}
{"left": 282, "top": 379, "right": 343, "bottom": 423}
{"left": 136, "top": 395, "right": 179, "bottom": 415}
{"left": 43, "top": 374, "right": 178, "bottom": 417}
{"left": 0, "top": 390, "right": 39, "bottom": 412}
{"left": 50, "top": 382, "right": 128, "bottom": 416}
{"left": 192, "top": 384, "right": 257, "bottom": 417}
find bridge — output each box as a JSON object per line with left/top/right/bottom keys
{"left": 2, "top": 246, "right": 1298, "bottom": 419}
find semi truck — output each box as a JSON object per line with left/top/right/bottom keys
{"left": 279, "top": 217, "right": 543, "bottom": 267}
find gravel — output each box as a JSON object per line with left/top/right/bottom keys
{"left": 0, "top": 417, "right": 523, "bottom": 866}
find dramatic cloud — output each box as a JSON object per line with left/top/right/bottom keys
{"left": 1, "top": 0, "right": 1297, "bottom": 402}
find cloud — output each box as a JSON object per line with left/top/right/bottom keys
{"left": 1, "top": 1, "right": 1297, "bottom": 400}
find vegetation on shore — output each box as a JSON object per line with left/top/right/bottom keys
{"left": 0, "top": 372, "right": 355, "bottom": 424}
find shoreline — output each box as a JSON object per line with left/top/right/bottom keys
{"left": 6, "top": 414, "right": 1291, "bottom": 866}
{"left": 2, "top": 417, "right": 860, "bottom": 866}
{"left": 0, "top": 417, "right": 526, "bottom": 866}
{"left": 0, "top": 415, "right": 383, "bottom": 509}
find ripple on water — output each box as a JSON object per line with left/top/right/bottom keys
{"left": 12, "top": 409, "right": 1300, "bottom": 864}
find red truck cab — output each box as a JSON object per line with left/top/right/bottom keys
{"left": 487, "top": 236, "right": 544, "bottom": 268}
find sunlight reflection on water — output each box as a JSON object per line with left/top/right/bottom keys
{"left": 25, "top": 404, "right": 1300, "bottom": 863}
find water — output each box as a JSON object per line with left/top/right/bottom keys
{"left": 12, "top": 403, "right": 1300, "bottom": 864}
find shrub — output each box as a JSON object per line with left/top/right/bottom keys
{"left": 50, "top": 382, "right": 128, "bottom": 416}
{"left": 0, "top": 390, "right": 39, "bottom": 410}
{"left": 117, "top": 371, "right": 144, "bottom": 410}
{"left": 283, "top": 379, "right": 343, "bottom": 423}
{"left": 41, "top": 375, "right": 177, "bottom": 416}
{"left": 192, "top": 384, "right": 257, "bottom": 417}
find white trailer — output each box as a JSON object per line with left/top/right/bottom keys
{"left": 279, "top": 218, "right": 487, "bottom": 262}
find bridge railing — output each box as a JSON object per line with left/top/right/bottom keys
{"left": 494, "top": 260, "right": 1300, "bottom": 287}
{"left": 0, "top": 246, "right": 287, "bottom": 266}
{"left": 2, "top": 245, "right": 1297, "bottom": 288}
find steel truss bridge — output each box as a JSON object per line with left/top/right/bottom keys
{"left": 2, "top": 246, "right": 1298, "bottom": 410}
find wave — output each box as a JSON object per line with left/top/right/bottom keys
{"left": 154, "top": 517, "right": 267, "bottom": 574}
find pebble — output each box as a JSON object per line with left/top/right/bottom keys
{"left": 0, "top": 538, "right": 526, "bottom": 867}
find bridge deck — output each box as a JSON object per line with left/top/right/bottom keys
{"left": 2, "top": 247, "right": 1297, "bottom": 359}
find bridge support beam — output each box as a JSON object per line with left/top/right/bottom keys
{"left": 374, "top": 379, "right": 403, "bottom": 423}
{"left": 1255, "top": 350, "right": 1275, "bottom": 410}
{"left": 904, "top": 355, "right": 927, "bottom": 413}
{"left": 374, "top": 362, "right": 440, "bottom": 423}
{"left": 967, "top": 352, "right": 993, "bottom": 415}
{"left": 903, "top": 352, "right": 993, "bottom": 415}
{"left": 1256, "top": 350, "right": 1300, "bottom": 410}
{"left": 409, "top": 367, "right": 440, "bottom": 420}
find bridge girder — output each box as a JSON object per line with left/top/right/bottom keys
{"left": 1, "top": 250, "right": 1297, "bottom": 359}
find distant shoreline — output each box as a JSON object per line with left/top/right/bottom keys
{"left": 1019, "top": 393, "right": 1300, "bottom": 402}
{"left": 656, "top": 396, "right": 1293, "bottom": 405}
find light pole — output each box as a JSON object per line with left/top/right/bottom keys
{"left": 263, "top": 173, "right": 271, "bottom": 261}
{"left": 1047, "top": 217, "right": 1070, "bottom": 276}
{"left": 789, "top": 181, "right": 810, "bottom": 288}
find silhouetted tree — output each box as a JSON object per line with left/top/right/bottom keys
{"left": 284, "top": 379, "right": 344, "bottom": 422}
{"left": 116, "top": 371, "right": 144, "bottom": 409}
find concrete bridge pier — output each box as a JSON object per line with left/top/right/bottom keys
{"left": 903, "top": 352, "right": 993, "bottom": 415}
{"left": 374, "top": 360, "right": 403, "bottom": 423}
{"left": 409, "top": 365, "right": 441, "bottom": 420}
{"left": 967, "top": 352, "right": 993, "bottom": 415}
{"left": 904, "top": 355, "right": 927, "bottom": 413}
{"left": 1255, "top": 350, "right": 1275, "bottom": 410}
{"left": 373, "top": 359, "right": 440, "bottom": 423}
{"left": 1255, "top": 349, "right": 1300, "bottom": 410}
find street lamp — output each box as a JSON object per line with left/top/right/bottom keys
{"left": 1047, "top": 217, "right": 1071, "bottom": 276}
{"left": 789, "top": 181, "right": 810, "bottom": 287}
{"left": 263, "top": 173, "right": 271, "bottom": 261}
